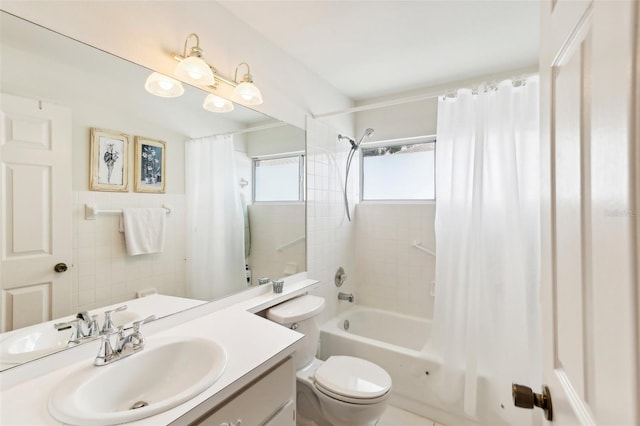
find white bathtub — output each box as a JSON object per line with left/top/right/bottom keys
{"left": 320, "top": 306, "right": 507, "bottom": 426}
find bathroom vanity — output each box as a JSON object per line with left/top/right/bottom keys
{"left": 0, "top": 277, "right": 317, "bottom": 425}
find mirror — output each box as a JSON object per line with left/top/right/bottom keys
{"left": 0, "top": 11, "right": 306, "bottom": 370}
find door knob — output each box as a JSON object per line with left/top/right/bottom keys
{"left": 512, "top": 383, "right": 553, "bottom": 421}
{"left": 54, "top": 263, "right": 68, "bottom": 273}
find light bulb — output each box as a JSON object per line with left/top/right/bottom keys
{"left": 175, "top": 56, "right": 215, "bottom": 86}
{"left": 232, "top": 81, "right": 263, "bottom": 106}
{"left": 144, "top": 72, "right": 184, "bottom": 98}
{"left": 203, "top": 94, "right": 234, "bottom": 113}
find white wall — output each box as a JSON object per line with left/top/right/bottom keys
{"left": 355, "top": 98, "right": 438, "bottom": 143}
{"left": 247, "top": 125, "right": 305, "bottom": 158}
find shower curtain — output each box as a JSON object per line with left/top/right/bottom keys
{"left": 185, "top": 135, "right": 246, "bottom": 300}
{"left": 431, "top": 77, "right": 541, "bottom": 424}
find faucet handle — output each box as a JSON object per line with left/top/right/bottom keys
{"left": 109, "top": 305, "right": 128, "bottom": 314}
{"left": 76, "top": 311, "right": 91, "bottom": 322}
{"left": 132, "top": 315, "right": 156, "bottom": 332}
{"left": 129, "top": 315, "right": 155, "bottom": 348}
{"left": 101, "top": 305, "right": 128, "bottom": 335}
{"left": 87, "top": 315, "right": 100, "bottom": 337}
{"left": 54, "top": 318, "right": 82, "bottom": 344}
{"left": 54, "top": 318, "right": 79, "bottom": 331}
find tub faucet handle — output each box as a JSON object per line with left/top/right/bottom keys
{"left": 335, "top": 267, "right": 347, "bottom": 287}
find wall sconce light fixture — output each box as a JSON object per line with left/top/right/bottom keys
{"left": 232, "top": 63, "right": 263, "bottom": 106}
{"left": 144, "top": 32, "right": 264, "bottom": 112}
{"left": 173, "top": 33, "right": 216, "bottom": 86}
{"left": 144, "top": 72, "right": 184, "bottom": 98}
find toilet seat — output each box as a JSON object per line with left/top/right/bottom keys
{"left": 314, "top": 381, "right": 389, "bottom": 405}
{"left": 313, "top": 356, "right": 391, "bottom": 405}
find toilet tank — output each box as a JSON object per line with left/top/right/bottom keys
{"left": 267, "top": 295, "right": 325, "bottom": 369}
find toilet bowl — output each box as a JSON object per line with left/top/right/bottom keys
{"left": 267, "top": 295, "right": 392, "bottom": 426}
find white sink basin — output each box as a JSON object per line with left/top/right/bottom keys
{"left": 0, "top": 324, "right": 71, "bottom": 364}
{"left": 0, "top": 311, "right": 141, "bottom": 365}
{"left": 48, "top": 336, "right": 227, "bottom": 425}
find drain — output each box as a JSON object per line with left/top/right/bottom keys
{"left": 130, "top": 401, "right": 149, "bottom": 410}
{"left": 343, "top": 320, "right": 350, "bottom": 331}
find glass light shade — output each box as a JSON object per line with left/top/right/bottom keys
{"left": 232, "top": 82, "right": 263, "bottom": 105}
{"left": 144, "top": 72, "right": 184, "bottom": 98}
{"left": 203, "top": 94, "right": 234, "bottom": 113}
{"left": 174, "top": 56, "right": 216, "bottom": 86}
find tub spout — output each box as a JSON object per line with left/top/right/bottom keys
{"left": 338, "top": 292, "right": 354, "bottom": 303}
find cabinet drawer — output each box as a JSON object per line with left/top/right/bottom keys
{"left": 196, "top": 357, "right": 295, "bottom": 426}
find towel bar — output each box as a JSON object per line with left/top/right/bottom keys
{"left": 276, "top": 236, "right": 305, "bottom": 252}
{"left": 412, "top": 240, "right": 436, "bottom": 257}
{"left": 85, "top": 204, "right": 171, "bottom": 220}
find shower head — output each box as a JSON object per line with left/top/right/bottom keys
{"left": 339, "top": 128, "right": 374, "bottom": 150}
{"left": 338, "top": 134, "right": 355, "bottom": 145}
{"left": 355, "top": 128, "right": 374, "bottom": 149}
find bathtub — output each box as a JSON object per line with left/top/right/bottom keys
{"left": 320, "top": 306, "right": 508, "bottom": 426}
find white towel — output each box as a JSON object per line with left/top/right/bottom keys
{"left": 121, "top": 208, "right": 166, "bottom": 256}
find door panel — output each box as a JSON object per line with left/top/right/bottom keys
{"left": 553, "top": 33, "right": 589, "bottom": 401}
{"left": 0, "top": 94, "right": 72, "bottom": 331}
{"left": 3, "top": 283, "right": 51, "bottom": 330}
{"left": 540, "top": 0, "right": 639, "bottom": 424}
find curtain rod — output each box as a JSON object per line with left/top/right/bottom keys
{"left": 313, "top": 66, "right": 539, "bottom": 119}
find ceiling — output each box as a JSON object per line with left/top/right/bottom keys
{"left": 218, "top": 1, "right": 540, "bottom": 102}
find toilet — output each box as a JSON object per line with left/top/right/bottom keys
{"left": 267, "top": 295, "right": 391, "bottom": 426}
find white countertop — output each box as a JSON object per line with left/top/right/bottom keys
{"left": 0, "top": 276, "right": 318, "bottom": 425}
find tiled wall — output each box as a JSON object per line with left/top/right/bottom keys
{"left": 306, "top": 118, "right": 437, "bottom": 321}
{"left": 355, "top": 203, "right": 436, "bottom": 319}
{"left": 306, "top": 118, "right": 358, "bottom": 323}
{"left": 72, "top": 191, "right": 187, "bottom": 313}
{"left": 247, "top": 203, "right": 306, "bottom": 285}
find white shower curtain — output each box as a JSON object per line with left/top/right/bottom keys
{"left": 431, "top": 77, "right": 541, "bottom": 424}
{"left": 185, "top": 135, "right": 246, "bottom": 301}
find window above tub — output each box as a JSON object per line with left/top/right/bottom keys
{"left": 253, "top": 154, "right": 305, "bottom": 202}
{"left": 360, "top": 136, "right": 435, "bottom": 202}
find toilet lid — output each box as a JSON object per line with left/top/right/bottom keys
{"left": 313, "top": 356, "right": 392, "bottom": 400}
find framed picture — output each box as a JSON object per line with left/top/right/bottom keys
{"left": 134, "top": 136, "right": 166, "bottom": 193}
{"left": 89, "top": 128, "right": 129, "bottom": 192}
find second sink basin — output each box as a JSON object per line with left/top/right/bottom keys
{"left": 49, "top": 336, "right": 227, "bottom": 425}
{"left": 0, "top": 310, "right": 141, "bottom": 365}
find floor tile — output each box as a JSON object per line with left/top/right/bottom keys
{"left": 378, "top": 405, "right": 437, "bottom": 426}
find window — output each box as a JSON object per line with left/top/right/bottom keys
{"left": 253, "top": 154, "right": 304, "bottom": 202}
{"left": 361, "top": 139, "right": 435, "bottom": 201}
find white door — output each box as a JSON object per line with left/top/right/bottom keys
{"left": 0, "top": 93, "right": 72, "bottom": 332}
{"left": 537, "top": 0, "right": 639, "bottom": 424}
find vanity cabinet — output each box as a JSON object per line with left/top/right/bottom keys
{"left": 194, "top": 357, "right": 296, "bottom": 426}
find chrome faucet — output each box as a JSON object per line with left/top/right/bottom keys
{"left": 338, "top": 292, "right": 355, "bottom": 303}
{"left": 101, "top": 305, "right": 128, "bottom": 335}
{"left": 55, "top": 312, "right": 100, "bottom": 344}
{"left": 94, "top": 315, "right": 155, "bottom": 366}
